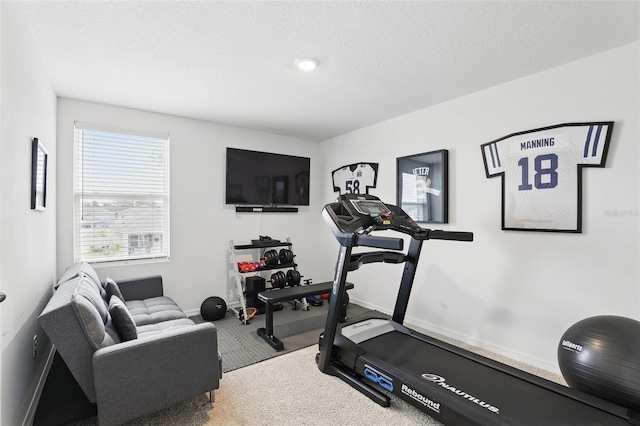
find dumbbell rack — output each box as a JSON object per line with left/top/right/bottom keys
{"left": 229, "top": 238, "right": 301, "bottom": 324}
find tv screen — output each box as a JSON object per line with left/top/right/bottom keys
{"left": 225, "top": 148, "right": 310, "bottom": 206}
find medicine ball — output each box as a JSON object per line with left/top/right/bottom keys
{"left": 200, "top": 296, "right": 227, "bottom": 321}
{"left": 557, "top": 315, "right": 640, "bottom": 411}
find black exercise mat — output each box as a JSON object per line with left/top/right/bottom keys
{"left": 194, "top": 302, "right": 377, "bottom": 372}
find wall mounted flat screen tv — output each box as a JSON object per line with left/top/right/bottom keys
{"left": 225, "top": 147, "right": 310, "bottom": 206}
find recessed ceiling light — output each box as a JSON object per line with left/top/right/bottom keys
{"left": 295, "top": 57, "right": 319, "bottom": 71}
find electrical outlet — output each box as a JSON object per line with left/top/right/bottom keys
{"left": 32, "top": 335, "right": 38, "bottom": 359}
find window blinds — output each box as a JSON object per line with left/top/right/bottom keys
{"left": 73, "top": 122, "right": 170, "bottom": 263}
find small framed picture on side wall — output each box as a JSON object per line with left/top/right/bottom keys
{"left": 31, "top": 137, "right": 48, "bottom": 211}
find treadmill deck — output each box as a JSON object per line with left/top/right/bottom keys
{"left": 345, "top": 326, "right": 632, "bottom": 425}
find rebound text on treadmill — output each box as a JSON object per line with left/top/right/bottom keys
{"left": 401, "top": 384, "right": 441, "bottom": 414}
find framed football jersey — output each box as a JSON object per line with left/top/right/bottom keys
{"left": 396, "top": 150, "right": 448, "bottom": 223}
{"left": 331, "top": 162, "right": 378, "bottom": 195}
{"left": 481, "top": 122, "right": 613, "bottom": 232}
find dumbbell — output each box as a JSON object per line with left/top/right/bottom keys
{"left": 286, "top": 270, "right": 301, "bottom": 286}
{"left": 270, "top": 271, "right": 287, "bottom": 288}
{"left": 279, "top": 249, "right": 294, "bottom": 264}
{"left": 237, "top": 261, "right": 265, "bottom": 272}
{"left": 263, "top": 250, "right": 279, "bottom": 266}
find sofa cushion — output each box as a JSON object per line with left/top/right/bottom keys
{"left": 108, "top": 296, "right": 137, "bottom": 341}
{"left": 126, "top": 296, "right": 187, "bottom": 326}
{"left": 69, "top": 277, "right": 117, "bottom": 350}
{"left": 136, "top": 318, "right": 196, "bottom": 339}
{"left": 57, "top": 262, "right": 102, "bottom": 293}
{"left": 105, "top": 277, "right": 125, "bottom": 302}
{"left": 75, "top": 276, "right": 109, "bottom": 324}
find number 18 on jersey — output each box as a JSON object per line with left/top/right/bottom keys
{"left": 481, "top": 122, "right": 613, "bottom": 232}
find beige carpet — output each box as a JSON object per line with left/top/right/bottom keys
{"left": 208, "top": 345, "right": 432, "bottom": 425}
{"left": 102, "top": 345, "right": 434, "bottom": 426}
{"left": 70, "top": 332, "right": 566, "bottom": 425}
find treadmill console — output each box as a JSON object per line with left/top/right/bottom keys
{"left": 322, "top": 194, "right": 426, "bottom": 249}
{"left": 349, "top": 199, "right": 391, "bottom": 216}
{"left": 322, "top": 193, "right": 473, "bottom": 248}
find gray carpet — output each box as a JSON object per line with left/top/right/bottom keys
{"left": 194, "top": 302, "right": 379, "bottom": 372}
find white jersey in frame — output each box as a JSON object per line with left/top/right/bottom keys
{"left": 481, "top": 122, "right": 613, "bottom": 232}
{"left": 332, "top": 163, "right": 378, "bottom": 195}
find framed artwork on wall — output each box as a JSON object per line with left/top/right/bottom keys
{"left": 396, "top": 149, "right": 448, "bottom": 223}
{"left": 31, "top": 137, "right": 48, "bottom": 211}
{"left": 331, "top": 162, "right": 379, "bottom": 195}
{"left": 480, "top": 122, "right": 613, "bottom": 232}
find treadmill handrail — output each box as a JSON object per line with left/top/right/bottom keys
{"left": 349, "top": 251, "right": 408, "bottom": 271}
{"left": 354, "top": 233, "right": 404, "bottom": 250}
{"left": 424, "top": 229, "right": 474, "bottom": 242}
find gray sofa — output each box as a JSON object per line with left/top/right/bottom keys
{"left": 38, "top": 262, "right": 221, "bottom": 426}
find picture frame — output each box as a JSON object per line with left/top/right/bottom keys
{"left": 31, "top": 137, "right": 48, "bottom": 211}
{"left": 397, "top": 149, "right": 448, "bottom": 223}
{"left": 480, "top": 122, "right": 613, "bottom": 232}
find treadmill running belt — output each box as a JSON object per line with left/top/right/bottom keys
{"left": 357, "top": 330, "right": 631, "bottom": 425}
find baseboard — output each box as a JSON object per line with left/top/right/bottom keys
{"left": 22, "top": 344, "right": 56, "bottom": 426}
{"left": 348, "top": 297, "right": 560, "bottom": 375}
{"left": 405, "top": 314, "right": 560, "bottom": 374}
{"left": 184, "top": 308, "right": 201, "bottom": 317}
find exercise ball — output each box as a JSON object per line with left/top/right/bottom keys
{"left": 557, "top": 315, "right": 640, "bottom": 411}
{"left": 200, "top": 296, "right": 227, "bottom": 321}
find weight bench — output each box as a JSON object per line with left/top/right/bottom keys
{"left": 257, "top": 281, "right": 354, "bottom": 351}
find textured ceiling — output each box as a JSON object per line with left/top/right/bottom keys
{"left": 19, "top": 1, "right": 640, "bottom": 141}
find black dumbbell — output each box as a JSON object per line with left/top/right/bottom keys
{"left": 263, "top": 250, "right": 278, "bottom": 266}
{"left": 270, "top": 271, "right": 287, "bottom": 288}
{"left": 286, "top": 270, "right": 301, "bottom": 286}
{"left": 279, "top": 249, "right": 294, "bottom": 264}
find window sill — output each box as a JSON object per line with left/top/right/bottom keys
{"left": 87, "top": 257, "right": 170, "bottom": 269}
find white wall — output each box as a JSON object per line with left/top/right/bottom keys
{"left": 57, "top": 43, "right": 639, "bottom": 376}
{"left": 12, "top": 30, "right": 636, "bottom": 426}
{"left": 0, "top": 2, "right": 57, "bottom": 425}
{"left": 320, "top": 42, "right": 640, "bottom": 373}
{"left": 57, "top": 99, "right": 327, "bottom": 315}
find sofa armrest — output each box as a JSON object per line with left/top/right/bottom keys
{"left": 92, "top": 322, "right": 219, "bottom": 426}
{"left": 117, "top": 275, "right": 164, "bottom": 300}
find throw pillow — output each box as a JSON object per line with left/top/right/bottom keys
{"left": 105, "top": 277, "right": 125, "bottom": 301}
{"left": 108, "top": 295, "right": 137, "bottom": 341}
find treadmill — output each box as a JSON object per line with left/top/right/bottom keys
{"left": 317, "top": 193, "right": 638, "bottom": 426}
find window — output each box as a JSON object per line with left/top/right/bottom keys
{"left": 73, "top": 122, "right": 170, "bottom": 264}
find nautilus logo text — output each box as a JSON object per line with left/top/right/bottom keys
{"left": 421, "top": 374, "right": 500, "bottom": 414}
